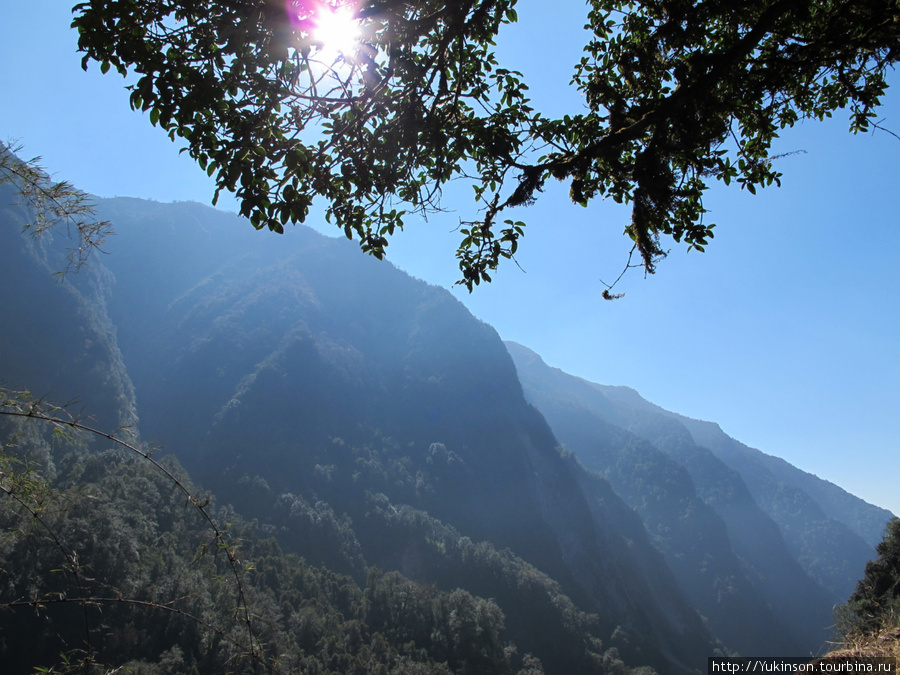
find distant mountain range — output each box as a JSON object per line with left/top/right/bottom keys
{"left": 1, "top": 186, "right": 892, "bottom": 673}
{"left": 506, "top": 341, "right": 891, "bottom": 656}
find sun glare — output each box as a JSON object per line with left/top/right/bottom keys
{"left": 312, "top": 5, "right": 361, "bottom": 59}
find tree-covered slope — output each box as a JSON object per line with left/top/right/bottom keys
{"left": 672, "top": 417, "right": 892, "bottom": 576}
{"left": 0, "top": 407, "right": 572, "bottom": 674}
{"left": 0, "top": 183, "right": 136, "bottom": 434}
{"left": 590, "top": 384, "right": 890, "bottom": 600}
{"left": 503, "top": 348, "right": 797, "bottom": 655}
{"left": 96, "top": 197, "right": 714, "bottom": 672}
{"left": 1, "top": 194, "right": 715, "bottom": 673}
{"left": 506, "top": 341, "right": 890, "bottom": 656}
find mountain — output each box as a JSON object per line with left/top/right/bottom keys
{"left": 1, "top": 190, "right": 713, "bottom": 673}
{"left": 665, "top": 417, "right": 890, "bottom": 589}
{"left": 506, "top": 340, "right": 893, "bottom": 657}
{"left": 2, "top": 182, "right": 891, "bottom": 672}
{"left": 0, "top": 186, "right": 136, "bottom": 434}
{"left": 566, "top": 371, "right": 890, "bottom": 598}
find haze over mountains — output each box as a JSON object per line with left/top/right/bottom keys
{"left": 507, "top": 342, "right": 890, "bottom": 656}
{"left": 1, "top": 187, "right": 893, "bottom": 673}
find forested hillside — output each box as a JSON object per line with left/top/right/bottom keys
{"left": 0, "top": 407, "right": 579, "bottom": 674}
{"left": 506, "top": 341, "right": 893, "bottom": 657}
{"left": 1, "top": 186, "right": 891, "bottom": 673}
{"left": 2, "top": 189, "right": 708, "bottom": 673}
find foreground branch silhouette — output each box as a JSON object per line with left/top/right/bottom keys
{"left": 72, "top": 0, "right": 900, "bottom": 289}
{"left": 0, "top": 389, "right": 267, "bottom": 672}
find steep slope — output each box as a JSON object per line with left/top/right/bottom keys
{"left": 1, "top": 194, "right": 717, "bottom": 673}
{"left": 506, "top": 341, "right": 879, "bottom": 656}
{"left": 0, "top": 183, "right": 137, "bottom": 432}
{"left": 0, "top": 402, "right": 593, "bottom": 674}
{"left": 591, "top": 384, "right": 889, "bottom": 601}
{"left": 505, "top": 344, "right": 800, "bottom": 655}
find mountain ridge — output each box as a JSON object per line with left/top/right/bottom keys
{"left": 506, "top": 341, "right": 892, "bottom": 545}
{"left": 2, "top": 193, "right": 715, "bottom": 672}
{"left": 2, "top": 188, "right": 891, "bottom": 671}
{"left": 506, "top": 340, "right": 892, "bottom": 657}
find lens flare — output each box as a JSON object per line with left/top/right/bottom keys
{"left": 286, "top": 0, "right": 362, "bottom": 59}
{"left": 312, "top": 4, "right": 361, "bottom": 57}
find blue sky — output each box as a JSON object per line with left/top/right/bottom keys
{"left": 1, "top": 1, "right": 898, "bottom": 516}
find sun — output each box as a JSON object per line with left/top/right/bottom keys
{"left": 311, "top": 4, "right": 362, "bottom": 59}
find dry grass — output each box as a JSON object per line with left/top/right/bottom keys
{"left": 816, "top": 624, "right": 900, "bottom": 664}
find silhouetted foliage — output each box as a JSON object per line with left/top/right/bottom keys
{"left": 838, "top": 518, "right": 900, "bottom": 637}
{"left": 72, "top": 0, "right": 900, "bottom": 288}
{"left": 0, "top": 143, "right": 111, "bottom": 271}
